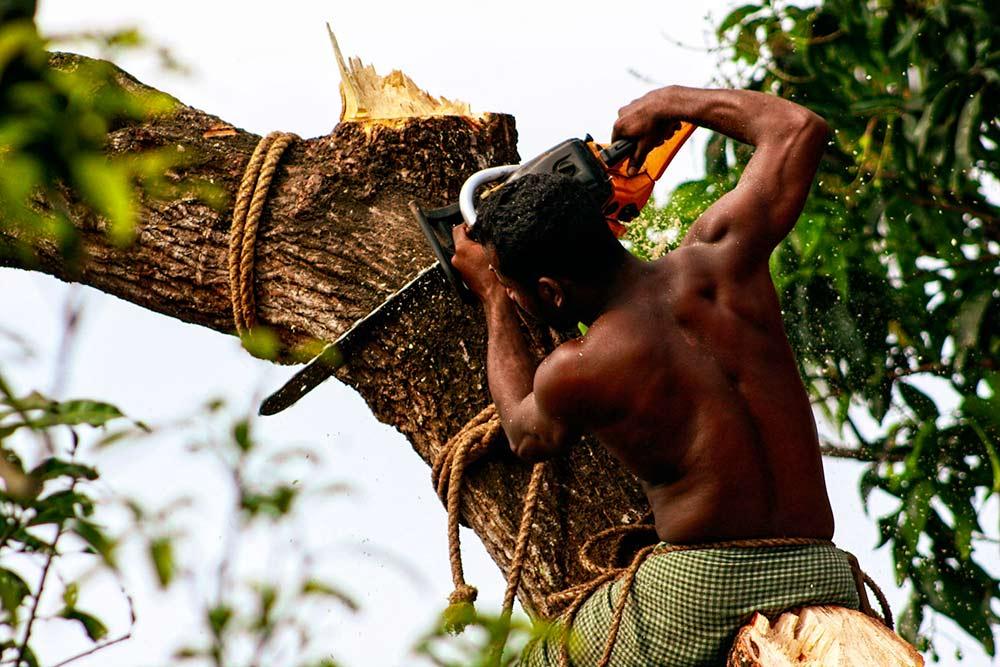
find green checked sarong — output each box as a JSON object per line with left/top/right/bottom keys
{"left": 520, "top": 542, "right": 861, "bottom": 667}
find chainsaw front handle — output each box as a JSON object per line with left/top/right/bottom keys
{"left": 459, "top": 164, "right": 518, "bottom": 226}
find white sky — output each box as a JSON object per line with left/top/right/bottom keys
{"left": 0, "top": 0, "right": 993, "bottom": 665}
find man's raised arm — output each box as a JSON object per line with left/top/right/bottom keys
{"left": 613, "top": 86, "right": 829, "bottom": 274}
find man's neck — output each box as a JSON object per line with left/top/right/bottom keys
{"left": 574, "top": 254, "right": 648, "bottom": 324}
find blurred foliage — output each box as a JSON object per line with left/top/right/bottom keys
{"left": 161, "top": 412, "right": 356, "bottom": 667}
{"left": 0, "top": 3, "right": 352, "bottom": 665}
{"left": 0, "top": 0, "right": 178, "bottom": 265}
{"left": 416, "top": 608, "right": 548, "bottom": 667}
{"left": 0, "top": 351, "right": 353, "bottom": 667}
{"left": 0, "top": 371, "right": 146, "bottom": 666}
{"left": 628, "top": 0, "right": 999, "bottom": 658}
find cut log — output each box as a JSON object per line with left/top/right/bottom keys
{"left": 0, "top": 50, "right": 650, "bottom": 617}
{"left": 727, "top": 606, "right": 924, "bottom": 666}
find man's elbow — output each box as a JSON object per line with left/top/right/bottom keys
{"left": 794, "top": 109, "right": 830, "bottom": 152}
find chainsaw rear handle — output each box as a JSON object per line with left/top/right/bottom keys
{"left": 598, "top": 139, "right": 635, "bottom": 167}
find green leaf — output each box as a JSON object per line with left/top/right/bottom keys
{"left": 301, "top": 580, "right": 359, "bottom": 612}
{"left": 58, "top": 607, "right": 108, "bottom": 642}
{"left": 207, "top": 604, "right": 232, "bottom": 638}
{"left": 965, "top": 416, "right": 1000, "bottom": 494}
{"left": 888, "top": 19, "right": 923, "bottom": 59}
{"left": 0, "top": 568, "right": 29, "bottom": 624}
{"left": 28, "top": 489, "right": 95, "bottom": 526}
{"left": 240, "top": 485, "right": 297, "bottom": 518}
{"left": 18, "top": 645, "right": 39, "bottom": 667}
{"left": 239, "top": 326, "right": 280, "bottom": 360}
{"left": 913, "top": 80, "right": 959, "bottom": 156}
{"left": 898, "top": 381, "right": 939, "bottom": 422}
{"left": 953, "top": 291, "right": 991, "bottom": 367}
{"left": 897, "top": 592, "right": 925, "bottom": 645}
{"left": 233, "top": 419, "right": 252, "bottom": 453}
{"left": 70, "top": 154, "right": 137, "bottom": 246}
{"left": 0, "top": 397, "right": 127, "bottom": 438}
{"left": 62, "top": 581, "right": 78, "bottom": 608}
{"left": 70, "top": 519, "right": 117, "bottom": 568}
{"left": 149, "top": 537, "right": 174, "bottom": 587}
{"left": 254, "top": 584, "right": 277, "bottom": 630}
{"left": 954, "top": 89, "right": 983, "bottom": 177}
{"left": 27, "top": 458, "right": 98, "bottom": 482}
{"left": 901, "top": 480, "right": 933, "bottom": 552}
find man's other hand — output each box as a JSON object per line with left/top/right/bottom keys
{"left": 451, "top": 223, "right": 503, "bottom": 302}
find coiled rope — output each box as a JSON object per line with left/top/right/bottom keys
{"left": 228, "top": 131, "right": 298, "bottom": 339}
{"left": 431, "top": 404, "right": 547, "bottom": 633}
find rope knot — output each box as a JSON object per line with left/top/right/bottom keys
{"left": 448, "top": 584, "right": 479, "bottom": 606}
{"left": 442, "top": 585, "right": 479, "bottom": 635}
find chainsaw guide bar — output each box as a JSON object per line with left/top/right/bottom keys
{"left": 258, "top": 262, "right": 445, "bottom": 415}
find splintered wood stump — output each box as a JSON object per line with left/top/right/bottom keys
{"left": 1, "top": 49, "right": 650, "bottom": 617}
{"left": 727, "top": 606, "right": 924, "bottom": 666}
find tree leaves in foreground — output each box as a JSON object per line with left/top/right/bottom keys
{"left": 0, "top": 372, "right": 139, "bottom": 666}
{"left": 0, "top": 0, "right": 195, "bottom": 267}
{"left": 628, "top": 0, "right": 999, "bottom": 658}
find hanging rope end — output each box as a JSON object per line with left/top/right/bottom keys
{"left": 442, "top": 585, "right": 478, "bottom": 634}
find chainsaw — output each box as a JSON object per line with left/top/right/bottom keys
{"left": 258, "top": 123, "right": 696, "bottom": 416}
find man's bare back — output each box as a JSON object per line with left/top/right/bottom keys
{"left": 452, "top": 85, "right": 833, "bottom": 548}
{"left": 545, "top": 244, "right": 834, "bottom": 544}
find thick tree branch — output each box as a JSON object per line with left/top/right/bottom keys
{"left": 0, "top": 53, "right": 649, "bottom": 615}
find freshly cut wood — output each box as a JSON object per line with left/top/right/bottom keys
{"left": 328, "top": 26, "right": 476, "bottom": 122}
{"left": 727, "top": 606, "right": 924, "bottom": 666}
{"left": 1, "top": 51, "right": 650, "bottom": 617}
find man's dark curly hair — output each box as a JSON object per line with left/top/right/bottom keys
{"left": 469, "top": 173, "right": 625, "bottom": 285}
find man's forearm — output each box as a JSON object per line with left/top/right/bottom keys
{"left": 482, "top": 294, "right": 537, "bottom": 426}
{"left": 653, "top": 86, "right": 825, "bottom": 148}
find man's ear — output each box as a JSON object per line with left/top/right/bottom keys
{"left": 537, "top": 277, "right": 564, "bottom": 309}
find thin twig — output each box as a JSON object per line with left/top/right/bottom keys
{"left": 819, "top": 440, "right": 905, "bottom": 462}
{"left": 765, "top": 63, "right": 814, "bottom": 83}
{"left": 48, "top": 632, "right": 133, "bottom": 667}
{"left": 15, "top": 523, "right": 64, "bottom": 666}
{"left": 910, "top": 196, "right": 1000, "bottom": 226}
{"left": 50, "top": 287, "right": 85, "bottom": 399}
{"left": 659, "top": 29, "right": 721, "bottom": 54}
{"left": 15, "top": 429, "right": 85, "bottom": 666}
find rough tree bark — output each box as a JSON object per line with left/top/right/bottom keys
{"left": 1, "top": 53, "right": 649, "bottom": 617}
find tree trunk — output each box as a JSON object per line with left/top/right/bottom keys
{"left": 1, "top": 53, "right": 649, "bottom": 618}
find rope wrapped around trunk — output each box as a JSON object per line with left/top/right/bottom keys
{"left": 228, "top": 131, "right": 298, "bottom": 345}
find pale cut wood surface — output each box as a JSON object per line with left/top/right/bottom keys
{"left": 727, "top": 606, "right": 924, "bottom": 666}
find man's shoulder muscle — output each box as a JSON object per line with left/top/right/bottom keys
{"left": 534, "top": 328, "right": 626, "bottom": 427}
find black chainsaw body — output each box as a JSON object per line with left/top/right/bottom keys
{"left": 411, "top": 136, "right": 629, "bottom": 301}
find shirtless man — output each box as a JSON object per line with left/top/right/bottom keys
{"left": 450, "top": 87, "right": 861, "bottom": 666}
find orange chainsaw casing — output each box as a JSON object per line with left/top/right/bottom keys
{"left": 588, "top": 121, "right": 697, "bottom": 237}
